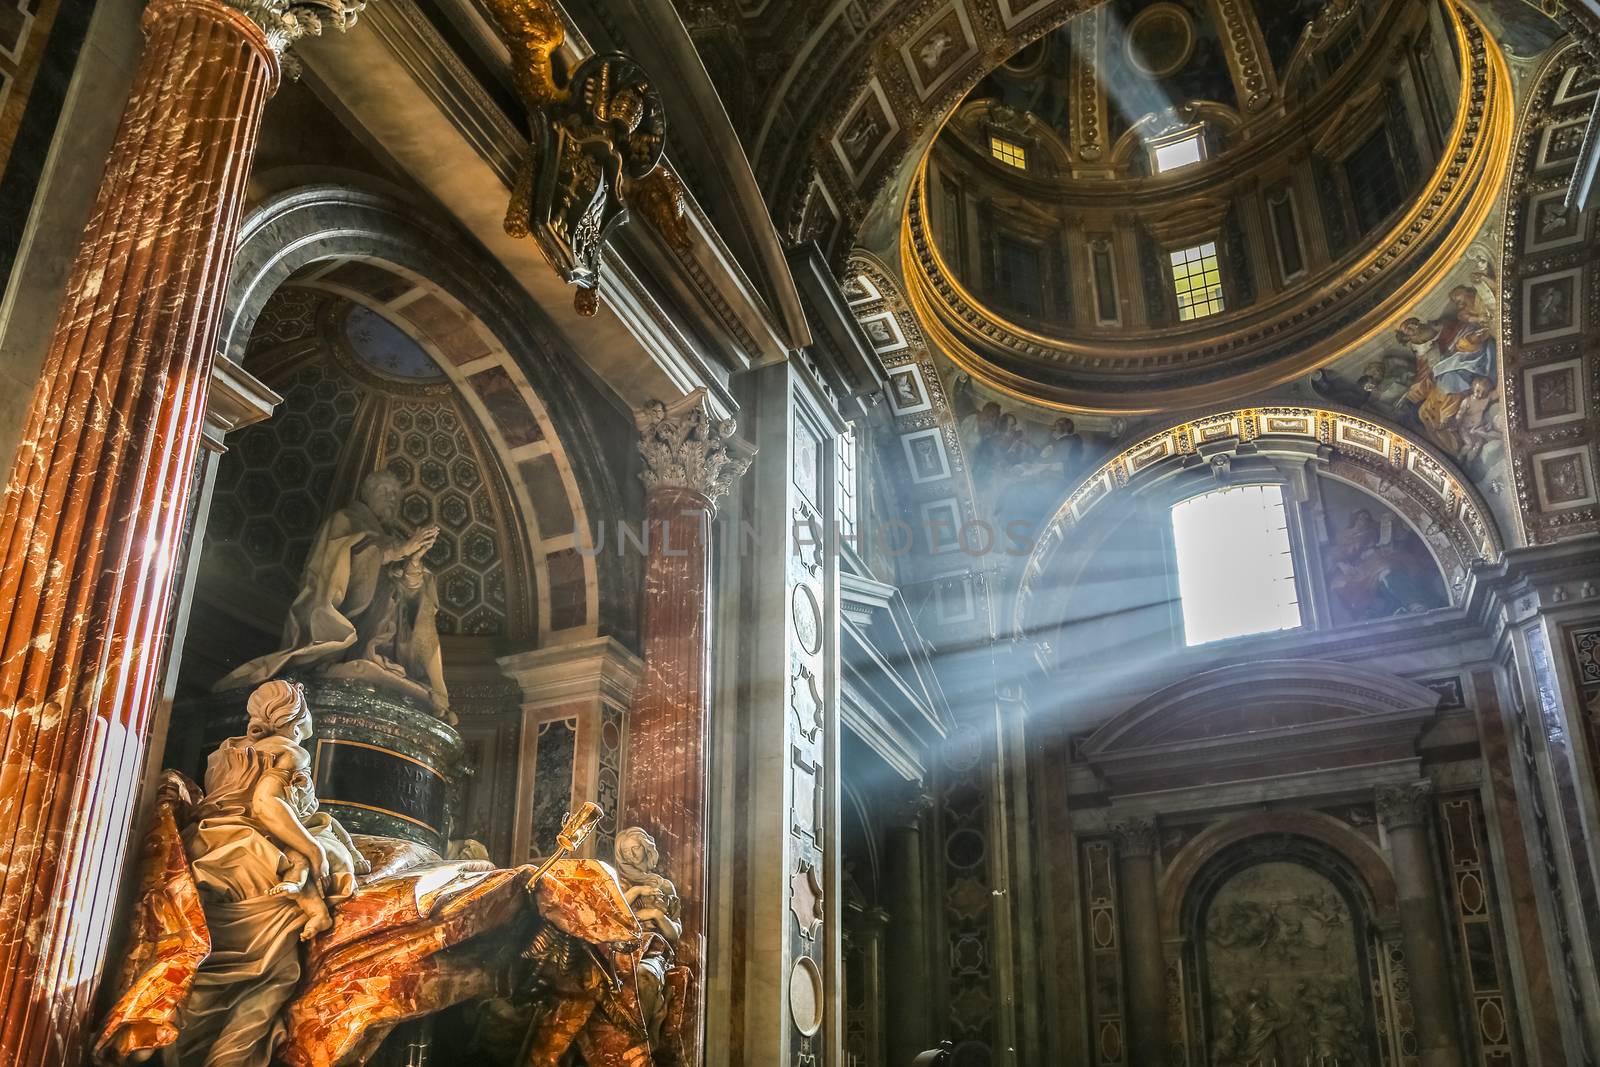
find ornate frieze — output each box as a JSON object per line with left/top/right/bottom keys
{"left": 635, "top": 390, "right": 756, "bottom": 505}
{"left": 1376, "top": 781, "right": 1434, "bottom": 832}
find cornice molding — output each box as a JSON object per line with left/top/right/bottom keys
{"left": 497, "top": 636, "right": 644, "bottom": 710}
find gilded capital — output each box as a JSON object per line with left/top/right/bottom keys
{"left": 1376, "top": 781, "right": 1434, "bottom": 832}
{"left": 225, "top": 0, "right": 363, "bottom": 64}
{"left": 1112, "top": 817, "right": 1157, "bottom": 858}
{"left": 635, "top": 389, "right": 755, "bottom": 507}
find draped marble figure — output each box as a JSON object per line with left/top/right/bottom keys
{"left": 214, "top": 470, "right": 450, "bottom": 718}
{"left": 96, "top": 684, "right": 654, "bottom": 1067}
{"left": 161, "top": 681, "right": 369, "bottom": 1067}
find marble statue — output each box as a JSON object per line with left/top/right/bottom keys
{"left": 614, "top": 826, "right": 690, "bottom": 1053}
{"left": 214, "top": 469, "right": 451, "bottom": 719}
{"left": 96, "top": 695, "right": 653, "bottom": 1067}
{"left": 163, "top": 681, "right": 368, "bottom": 1066}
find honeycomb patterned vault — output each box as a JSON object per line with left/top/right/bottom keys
{"left": 204, "top": 289, "right": 533, "bottom": 639}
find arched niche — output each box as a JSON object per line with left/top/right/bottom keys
{"left": 167, "top": 183, "right": 639, "bottom": 862}
{"left": 1013, "top": 406, "right": 1500, "bottom": 670}
{"left": 218, "top": 183, "right": 635, "bottom": 647}
{"left": 1161, "top": 820, "right": 1406, "bottom": 1066}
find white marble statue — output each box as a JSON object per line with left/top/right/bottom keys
{"left": 172, "top": 680, "right": 369, "bottom": 1067}
{"left": 214, "top": 469, "right": 450, "bottom": 718}
{"left": 614, "top": 826, "right": 683, "bottom": 1046}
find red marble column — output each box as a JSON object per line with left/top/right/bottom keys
{"left": 0, "top": 1, "right": 297, "bottom": 1061}
{"left": 625, "top": 391, "right": 752, "bottom": 1065}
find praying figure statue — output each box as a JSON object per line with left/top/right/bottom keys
{"left": 214, "top": 469, "right": 450, "bottom": 719}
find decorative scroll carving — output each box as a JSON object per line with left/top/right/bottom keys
{"left": 483, "top": 0, "right": 685, "bottom": 315}
{"left": 635, "top": 389, "right": 756, "bottom": 506}
{"left": 1113, "top": 817, "right": 1158, "bottom": 858}
{"left": 1375, "top": 781, "right": 1434, "bottom": 831}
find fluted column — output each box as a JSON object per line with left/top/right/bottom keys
{"left": 0, "top": 1, "right": 355, "bottom": 1063}
{"left": 1113, "top": 817, "right": 1168, "bottom": 1066}
{"left": 1377, "top": 782, "right": 1465, "bottom": 1067}
{"left": 624, "top": 389, "right": 753, "bottom": 1065}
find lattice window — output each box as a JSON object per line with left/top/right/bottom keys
{"left": 837, "top": 422, "right": 859, "bottom": 545}
{"left": 1171, "top": 484, "right": 1301, "bottom": 645}
{"left": 1345, "top": 126, "right": 1406, "bottom": 233}
{"left": 1169, "top": 241, "right": 1225, "bottom": 321}
{"left": 989, "top": 135, "right": 1027, "bottom": 169}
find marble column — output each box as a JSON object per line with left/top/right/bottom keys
{"left": 884, "top": 795, "right": 933, "bottom": 1065}
{"left": 1113, "top": 817, "right": 1168, "bottom": 1066}
{"left": 0, "top": 1, "right": 354, "bottom": 1063}
{"left": 624, "top": 389, "right": 753, "bottom": 1065}
{"left": 1377, "top": 781, "right": 1465, "bottom": 1067}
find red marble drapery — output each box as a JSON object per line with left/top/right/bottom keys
{"left": 0, "top": 1, "right": 279, "bottom": 1061}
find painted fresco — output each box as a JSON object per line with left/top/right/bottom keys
{"left": 1469, "top": 0, "right": 1563, "bottom": 59}
{"left": 1287, "top": 232, "right": 1517, "bottom": 537}
{"left": 947, "top": 372, "right": 1125, "bottom": 530}
{"left": 1307, "top": 242, "right": 1502, "bottom": 480}
{"left": 1203, "top": 862, "right": 1375, "bottom": 1066}
{"left": 1319, "top": 478, "right": 1449, "bottom": 626}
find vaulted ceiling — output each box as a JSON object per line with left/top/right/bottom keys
{"left": 672, "top": 0, "right": 1600, "bottom": 263}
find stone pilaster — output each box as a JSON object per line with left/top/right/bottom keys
{"left": 624, "top": 389, "right": 752, "bottom": 1065}
{"left": 1377, "top": 781, "right": 1465, "bottom": 1067}
{"left": 0, "top": 1, "right": 357, "bottom": 1062}
{"left": 499, "top": 636, "right": 643, "bottom": 862}
{"left": 884, "top": 792, "right": 933, "bottom": 1064}
{"left": 1112, "top": 816, "right": 1168, "bottom": 1066}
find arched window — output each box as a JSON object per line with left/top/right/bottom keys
{"left": 1170, "top": 484, "right": 1302, "bottom": 645}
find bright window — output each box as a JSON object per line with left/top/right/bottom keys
{"left": 1152, "top": 130, "right": 1205, "bottom": 173}
{"left": 1170, "top": 242, "right": 1225, "bottom": 321}
{"left": 990, "top": 136, "right": 1027, "bottom": 169}
{"left": 1171, "top": 485, "right": 1302, "bottom": 645}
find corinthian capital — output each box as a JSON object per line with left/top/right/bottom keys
{"left": 1111, "top": 817, "right": 1157, "bottom": 858}
{"left": 635, "top": 389, "right": 755, "bottom": 507}
{"left": 227, "top": 0, "right": 363, "bottom": 61}
{"left": 1376, "top": 781, "right": 1434, "bottom": 832}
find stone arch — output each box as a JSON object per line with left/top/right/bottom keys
{"left": 1013, "top": 404, "right": 1502, "bottom": 643}
{"left": 221, "top": 183, "right": 635, "bottom": 644}
{"left": 1158, "top": 808, "right": 1400, "bottom": 938}
{"left": 1161, "top": 816, "right": 1404, "bottom": 1064}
